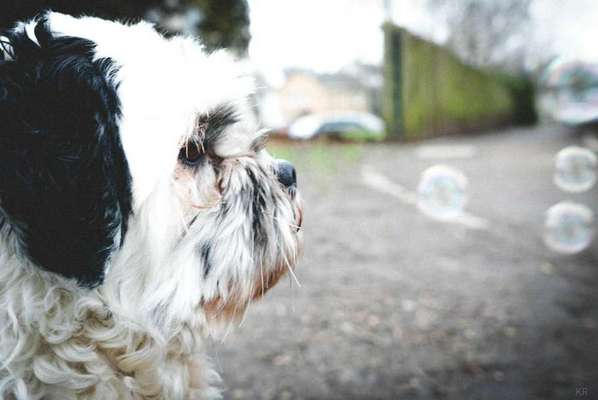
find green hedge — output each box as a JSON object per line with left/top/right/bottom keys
{"left": 383, "top": 24, "right": 536, "bottom": 139}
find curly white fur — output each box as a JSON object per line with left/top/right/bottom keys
{"left": 0, "top": 257, "right": 221, "bottom": 400}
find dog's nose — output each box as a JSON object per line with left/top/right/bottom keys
{"left": 275, "top": 159, "right": 296, "bottom": 189}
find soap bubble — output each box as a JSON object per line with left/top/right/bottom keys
{"left": 417, "top": 165, "right": 468, "bottom": 220}
{"left": 554, "top": 146, "right": 597, "bottom": 193}
{"left": 544, "top": 202, "right": 594, "bottom": 254}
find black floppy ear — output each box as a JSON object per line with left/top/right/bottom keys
{"left": 0, "top": 18, "right": 132, "bottom": 286}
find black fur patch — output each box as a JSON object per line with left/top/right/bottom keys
{"left": 0, "top": 17, "right": 132, "bottom": 286}
{"left": 245, "top": 168, "right": 268, "bottom": 248}
{"left": 200, "top": 242, "right": 213, "bottom": 278}
{"left": 199, "top": 104, "right": 239, "bottom": 151}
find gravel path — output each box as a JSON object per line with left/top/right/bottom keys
{"left": 211, "top": 125, "right": 598, "bottom": 400}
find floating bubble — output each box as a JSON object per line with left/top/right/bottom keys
{"left": 417, "top": 165, "right": 468, "bottom": 220}
{"left": 544, "top": 202, "right": 594, "bottom": 254}
{"left": 554, "top": 146, "right": 597, "bottom": 193}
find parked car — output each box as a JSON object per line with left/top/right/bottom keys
{"left": 288, "top": 112, "right": 385, "bottom": 141}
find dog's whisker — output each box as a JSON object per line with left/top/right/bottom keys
{"left": 191, "top": 203, "right": 213, "bottom": 209}
{"left": 260, "top": 262, "right": 265, "bottom": 298}
{"left": 190, "top": 195, "right": 222, "bottom": 210}
{"left": 174, "top": 197, "right": 191, "bottom": 234}
{"left": 282, "top": 252, "right": 301, "bottom": 288}
{"left": 264, "top": 213, "right": 301, "bottom": 232}
{"left": 220, "top": 318, "right": 235, "bottom": 344}
{"left": 237, "top": 301, "right": 251, "bottom": 328}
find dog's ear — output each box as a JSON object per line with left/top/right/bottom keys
{"left": 0, "top": 17, "right": 132, "bottom": 286}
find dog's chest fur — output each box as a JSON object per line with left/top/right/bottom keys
{"left": 0, "top": 260, "right": 222, "bottom": 399}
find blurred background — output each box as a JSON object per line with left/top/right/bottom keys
{"left": 3, "top": 1, "right": 598, "bottom": 399}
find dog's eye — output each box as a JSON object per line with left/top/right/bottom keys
{"left": 179, "top": 142, "right": 204, "bottom": 166}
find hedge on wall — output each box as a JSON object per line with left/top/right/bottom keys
{"left": 383, "top": 23, "right": 537, "bottom": 139}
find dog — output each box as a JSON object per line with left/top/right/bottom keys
{"left": 0, "top": 11, "right": 303, "bottom": 399}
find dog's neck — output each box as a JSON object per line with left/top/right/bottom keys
{"left": 0, "top": 238, "right": 220, "bottom": 399}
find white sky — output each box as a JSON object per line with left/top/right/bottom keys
{"left": 247, "top": 0, "right": 598, "bottom": 81}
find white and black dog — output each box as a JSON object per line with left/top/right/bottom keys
{"left": 0, "top": 11, "right": 303, "bottom": 399}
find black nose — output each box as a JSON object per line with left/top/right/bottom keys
{"left": 275, "top": 159, "right": 297, "bottom": 189}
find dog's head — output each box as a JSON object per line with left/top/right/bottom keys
{"left": 0, "top": 12, "right": 302, "bottom": 327}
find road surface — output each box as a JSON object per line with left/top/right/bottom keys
{"left": 212, "top": 125, "right": 598, "bottom": 400}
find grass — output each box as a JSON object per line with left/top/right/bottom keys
{"left": 267, "top": 140, "right": 365, "bottom": 179}
{"left": 339, "top": 129, "right": 385, "bottom": 142}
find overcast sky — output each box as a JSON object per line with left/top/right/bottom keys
{"left": 247, "top": 0, "right": 598, "bottom": 81}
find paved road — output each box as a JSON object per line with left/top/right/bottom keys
{"left": 213, "top": 125, "right": 598, "bottom": 400}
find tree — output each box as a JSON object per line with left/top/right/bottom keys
{"left": 188, "top": 0, "right": 250, "bottom": 54}
{"left": 0, "top": 0, "right": 250, "bottom": 54}
{"left": 427, "top": 0, "right": 533, "bottom": 72}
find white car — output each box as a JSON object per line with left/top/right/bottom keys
{"left": 288, "top": 112, "right": 385, "bottom": 140}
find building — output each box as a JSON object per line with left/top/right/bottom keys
{"left": 256, "top": 64, "right": 382, "bottom": 129}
